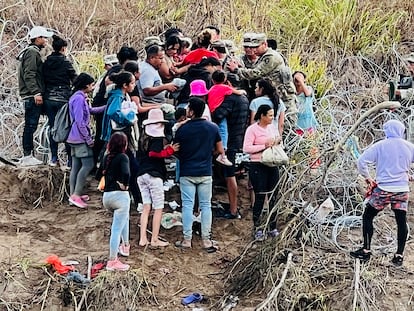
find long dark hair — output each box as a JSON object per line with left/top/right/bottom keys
{"left": 103, "top": 132, "right": 128, "bottom": 174}
{"left": 109, "top": 70, "right": 134, "bottom": 89}
{"left": 257, "top": 78, "right": 279, "bottom": 113}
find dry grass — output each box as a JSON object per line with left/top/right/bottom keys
{"left": 1, "top": 1, "right": 414, "bottom": 310}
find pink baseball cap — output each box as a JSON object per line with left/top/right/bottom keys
{"left": 190, "top": 80, "right": 209, "bottom": 96}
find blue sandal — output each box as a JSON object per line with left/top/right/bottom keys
{"left": 181, "top": 292, "right": 203, "bottom": 305}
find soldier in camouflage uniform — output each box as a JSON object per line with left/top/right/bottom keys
{"left": 395, "top": 53, "right": 414, "bottom": 102}
{"left": 227, "top": 33, "right": 298, "bottom": 124}
{"left": 238, "top": 33, "right": 259, "bottom": 101}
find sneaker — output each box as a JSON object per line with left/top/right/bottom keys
{"left": 19, "top": 155, "right": 43, "bottom": 167}
{"left": 49, "top": 156, "right": 58, "bottom": 167}
{"left": 69, "top": 195, "right": 88, "bottom": 208}
{"left": 216, "top": 154, "right": 233, "bottom": 166}
{"left": 223, "top": 211, "right": 241, "bottom": 219}
{"left": 350, "top": 248, "right": 371, "bottom": 261}
{"left": 106, "top": 257, "right": 129, "bottom": 271}
{"left": 391, "top": 254, "right": 403, "bottom": 266}
{"left": 118, "top": 244, "right": 130, "bottom": 257}
{"left": 80, "top": 195, "right": 90, "bottom": 202}
{"left": 268, "top": 229, "right": 279, "bottom": 238}
{"left": 255, "top": 230, "right": 265, "bottom": 241}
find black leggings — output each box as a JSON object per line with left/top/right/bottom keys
{"left": 363, "top": 203, "right": 408, "bottom": 255}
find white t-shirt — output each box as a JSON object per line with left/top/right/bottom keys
{"left": 249, "top": 96, "right": 286, "bottom": 134}
{"left": 138, "top": 61, "right": 166, "bottom": 104}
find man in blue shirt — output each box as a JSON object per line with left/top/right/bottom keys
{"left": 174, "top": 97, "right": 224, "bottom": 253}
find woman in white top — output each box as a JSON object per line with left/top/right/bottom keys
{"left": 249, "top": 78, "right": 286, "bottom": 136}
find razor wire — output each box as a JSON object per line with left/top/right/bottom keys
{"left": 0, "top": 20, "right": 75, "bottom": 163}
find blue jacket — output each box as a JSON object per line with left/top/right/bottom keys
{"left": 101, "top": 88, "right": 135, "bottom": 142}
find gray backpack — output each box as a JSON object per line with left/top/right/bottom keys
{"left": 51, "top": 103, "right": 71, "bottom": 143}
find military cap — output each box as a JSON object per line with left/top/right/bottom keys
{"left": 404, "top": 52, "right": 414, "bottom": 63}
{"left": 103, "top": 54, "right": 118, "bottom": 65}
{"left": 211, "top": 40, "right": 226, "bottom": 48}
{"left": 251, "top": 33, "right": 267, "bottom": 46}
{"left": 223, "top": 39, "right": 237, "bottom": 54}
{"left": 143, "top": 36, "right": 163, "bottom": 48}
{"left": 243, "top": 32, "right": 258, "bottom": 47}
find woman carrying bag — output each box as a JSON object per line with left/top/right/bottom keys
{"left": 243, "top": 104, "right": 282, "bottom": 241}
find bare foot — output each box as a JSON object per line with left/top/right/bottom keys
{"left": 139, "top": 240, "right": 148, "bottom": 247}
{"left": 150, "top": 240, "right": 169, "bottom": 247}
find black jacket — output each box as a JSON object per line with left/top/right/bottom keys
{"left": 176, "top": 65, "right": 212, "bottom": 104}
{"left": 43, "top": 52, "right": 77, "bottom": 102}
{"left": 212, "top": 94, "right": 249, "bottom": 151}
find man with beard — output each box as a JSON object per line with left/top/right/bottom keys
{"left": 17, "top": 26, "right": 54, "bottom": 166}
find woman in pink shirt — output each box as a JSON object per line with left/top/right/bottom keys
{"left": 243, "top": 104, "right": 281, "bottom": 241}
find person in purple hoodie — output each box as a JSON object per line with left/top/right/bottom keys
{"left": 67, "top": 73, "right": 106, "bottom": 208}
{"left": 350, "top": 119, "right": 414, "bottom": 266}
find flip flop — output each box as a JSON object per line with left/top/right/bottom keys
{"left": 202, "top": 240, "right": 218, "bottom": 253}
{"left": 181, "top": 292, "right": 203, "bottom": 305}
{"left": 203, "top": 245, "right": 218, "bottom": 253}
{"left": 175, "top": 240, "right": 191, "bottom": 249}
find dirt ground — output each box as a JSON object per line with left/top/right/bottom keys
{"left": 0, "top": 164, "right": 413, "bottom": 310}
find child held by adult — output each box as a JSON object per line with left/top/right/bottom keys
{"left": 208, "top": 69, "right": 246, "bottom": 166}
{"left": 137, "top": 109, "right": 179, "bottom": 247}
{"left": 102, "top": 132, "right": 131, "bottom": 271}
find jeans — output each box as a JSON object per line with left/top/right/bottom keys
{"left": 44, "top": 99, "right": 71, "bottom": 160}
{"left": 180, "top": 176, "right": 213, "bottom": 241}
{"left": 103, "top": 191, "right": 130, "bottom": 259}
{"left": 22, "top": 98, "right": 42, "bottom": 156}
{"left": 218, "top": 118, "right": 228, "bottom": 150}
{"left": 248, "top": 162, "right": 279, "bottom": 230}
{"left": 70, "top": 144, "right": 94, "bottom": 195}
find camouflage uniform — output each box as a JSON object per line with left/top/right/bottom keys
{"left": 394, "top": 53, "right": 414, "bottom": 102}
{"left": 234, "top": 33, "right": 298, "bottom": 122}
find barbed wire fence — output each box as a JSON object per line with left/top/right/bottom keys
{"left": 222, "top": 48, "right": 414, "bottom": 310}
{"left": 2, "top": 15, "right": 414, "bottom": 310}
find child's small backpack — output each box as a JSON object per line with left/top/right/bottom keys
{"left": 51, "top": 103, "right": 72, "bottom": 143}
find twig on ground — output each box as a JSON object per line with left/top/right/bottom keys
{"left": 352, "top": 259, "right": 361, "bottom": 311}
{"left": 256, "top": 253, "right": 293, "bottom": 311}
{"left": 40, "top": 278, "right": 51, "bottom": 311}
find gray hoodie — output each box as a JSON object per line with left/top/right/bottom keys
{"left": 357, "top": 119, "right": 414, "bottom": 191}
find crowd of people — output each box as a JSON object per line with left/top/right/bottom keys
{"left": 16, "top": 24, "right": 413, "bottom": 270}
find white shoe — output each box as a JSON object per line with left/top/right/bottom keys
{"left": 19, "top": 155, "right": 43, "bottom": 167}
{"left": 216, "top": 154, "right": 233, "bottom": 166}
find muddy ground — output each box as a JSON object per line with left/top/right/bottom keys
{"left": 0, "top": 165, "right": 413, "bottom": 310}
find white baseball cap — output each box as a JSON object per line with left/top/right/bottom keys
{"left": 28, "top": 26, "right": 54, "bottom": 39}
